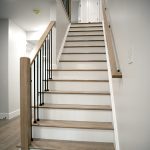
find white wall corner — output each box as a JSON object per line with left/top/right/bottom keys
{"left": 56, "top": 23, "right": 71, "bottom": 65}
{"left": 102, "top": 20, "right": 120, "bottom": 150}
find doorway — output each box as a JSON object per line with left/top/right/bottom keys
{"left": 80, "top": 0, "right": 101, "bottom": 23}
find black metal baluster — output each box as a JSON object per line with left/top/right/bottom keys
{"left": 51, "top": 29, "right": 53, "bottom": 79}
{"left": 40, "top": 49, "right": 42, "bottom": 106}
{"left": 46, "top": 36, "right": 49, "bottom": 91}
{"left": 49, "top": 33, "right": 51, "bottom": 79}
{"left": 44, "top": 41, "right": 47, "bottom": 91}
{"left": 42, "top": 46, "right": 44, "bottom": 105}
{"left": 37, "top": 55, "right": 39, "bottom": 121}
{"left": 33, "top": 60, "right": 36, "bottom": 123}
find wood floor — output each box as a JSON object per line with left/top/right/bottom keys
{"left": 0, "top": 117, "right": 20, "bottom": 150}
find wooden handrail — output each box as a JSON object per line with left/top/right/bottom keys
{"left": 102, "top": 0, "right": 122, "bottom": 78}
{"left": 30, "top": 21, "right": 55, "bottom": 65}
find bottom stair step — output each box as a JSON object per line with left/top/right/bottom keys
{"left": 29, "top": 138, "right": 115, "bottom": 150}
{"left": 33, "top": 120, "right": 113, "bottom": 130}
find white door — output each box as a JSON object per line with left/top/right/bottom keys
{"left": 80, "top": 0, "right": 100, "bottom": 23}
{"left": 88, "top": 0, "right": 100, "bottom": 22}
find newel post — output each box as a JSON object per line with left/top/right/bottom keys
{"left": 20, "top": 57, "right": 31, "bottom": 150}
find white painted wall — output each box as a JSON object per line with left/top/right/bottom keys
{"left": 106, "top": 0, "right": 150, "bottom": 149}
{"left": 56, "top": 0, "right": 70, "bottom": 64}
{"left": 0, "top": 19, "right": 9, "bottom": 119}
{"left": 8, "top": 20, "right": 26, "bottom": 119}
{"left": 0, "top": 19, "right": 26, "bottom": 119}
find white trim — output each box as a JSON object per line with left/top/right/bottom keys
{"left": 56, "top": 23, "right": 71, "bottom": 64}
{"left": 8, "top": 109, "right": 20, "bottom": 119}
{"left": 0, "top": 109, "right": 20, "bottom": 120}
{"left": 101, "top": 3, "right": 120, "bottom": 150}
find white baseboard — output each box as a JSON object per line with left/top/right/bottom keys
{"left": 0, "top": 109, "right": 20, "bottom": 120}
{"left": 56, "top": 23, "right": 71, "bottom": 65}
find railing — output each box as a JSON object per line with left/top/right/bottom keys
{"left": 102, "top": 0, "right": 122, "bottom": 78}
{"left": 62, "top": 0, "right": 71, "bottom": 20}
{"left": 20, "top": 21, "right": 55, "bottom": 149}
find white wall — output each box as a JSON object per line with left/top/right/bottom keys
{"left": 71, "top": 0, "right": 79, "bottom": 23}
{"left": 106, "top": 0, "right": 150, "bottom": 149}
{"left": 0, "top": 19, "right": 9, "bottom": 119}
{"left": 0, "top": 19, "right": 26, "bottom": 119}
{"left": 56, "top": 0, "right": 70, "bottom": 64}
{"left": 8, "top": 20, "right": 26, "bottom": 118}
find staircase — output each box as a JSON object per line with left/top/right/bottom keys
{"left": 20, "top": 22, "right": 115, "bottom": 150}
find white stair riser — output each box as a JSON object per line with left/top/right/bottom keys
{"left": 44, "top": 94, "right": 111, "bottom": 105}
{"left": 61, "top": 54, "right": 106, "bottom": 60}
{"left": 33, "top": 127, "right": 114, "bottom": 143}
{"left": 68, "top": 31, "right": 103, "bottom": 36}
{"left": 58, "top": 62, "right": 107, "bottom": 69}
{"left": 53, "top": 71, "right": 108, "bottom": 80}
{"left": 46, "top": 82, "right": 109, "bottom": 91}
{"left": 65, "top": 41, "right": 105, "bottom": 47}
{"left": 63, "top": 47, "right": 105, "bottom": 53}
{"left": 38, "top": 109, "right": 112, "bottom": 122}
{"left": 69, "top": 27, "right": 103, "bottom": 31}
{"left": 66, "top": 36, "right": 104, "bottom": 41}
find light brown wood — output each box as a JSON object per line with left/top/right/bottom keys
{"left": 49, "top": 79, "right": 109, "bottom": 82}
{"left": 33, "top": 120, "right": 113, "bottom": 130}
{"left": 59, "top": 60, "right": 107, "bottom": 62}
{"left": 20, "top": 57, "right": 31, "bottom": 150}
{"left": 52, "top": 69, "right": 108, "bottom": 71}
{"left": 44, "top": 90, "right": 110, "bottom": 95}
{"left": 36, "top": 104, "right": 112, "bottom": 111}
{"left": 30, "top": 21, "right": 55, "bottom": 65}
{"left": 0, "top": 117, "right": 20, "bottom": 150}
{"left": 18, "top": 138, "right": 115, "bottom": 150}
{"left": 102, "top": 0, "right": 122, "bottom": 78}
{"left": 69, "top": 30, "right": 103, "bottom": 32}
{"left": 66, "top": 40, "right": 104, "bottom": 42}
{"left": 62, "top": 52, "right": 106, "bottom": 54}
{"left": 71, "top": 22, "right": 102, "bottom": 25}
{"left": 64, "top": 45, "right": 105, "bottom": 48}
{"left": 67, "top": 34, "right": 104, "bottom": 37}
{"left": 70, "top": 25, "right": 103, "bottom": 28}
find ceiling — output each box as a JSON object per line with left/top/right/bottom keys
{"left": 0, "top": 0, "right": 55, "bottom": 31}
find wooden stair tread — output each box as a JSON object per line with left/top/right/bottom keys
{"left": 48, "top": 79, "right": 109, "bottom": 82}
{"left": 67, "top": 35, "right": 104, "bottom": 37}
{"left": 62, "top": 52, "right": 106, "bottom": 54}
{"left": 64, "top": 45, "right": 105, "bottom": 48}
{"left": 66, "top": 40, "right": 104, "bottom": 42}
{"left": 59, "top": 60, "right": 107, "bottom": 62}
{"left": 38, "top": 104, "right": 112, "bottom": 110}
{"left": 69, "top": 30, "right": 103, "bottom": 32}
{"left": 70, "top": 25, "right": 103, "bottom": 28}
{"left": 44, "top": 90, "right": 110, "bottom": 95}
{"left": 29, "top": 138, "right": 115, "bottom": 150}
{"left": 33, "top": 120, "right": 113, "bottom": 130}
{"left": 71, "top": 22, "right": 102, "bottom": 24}
{"left": 52, "top": 69, "right": 108, "bottom": 71}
